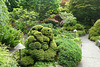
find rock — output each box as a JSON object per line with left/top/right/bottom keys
{"left": 96, "top": 40, "right": 100, "bottom": 47}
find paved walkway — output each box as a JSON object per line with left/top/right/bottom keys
{"left": 76, "top": 34, "right": 100, "bottom": 67}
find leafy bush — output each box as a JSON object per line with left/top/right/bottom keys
{"left": 0, "top": 0, "right": 21, "bottom": 47}
{"left": 77, "top": 30, "right": 86, "bottom": 36}
{"left": 60, "top": 12, "right": 77, "bottom": 26}
{"left": 0, "top": 25, "right": 21, "bottom": 47}
{"left": 19, "top": 0, "right": 61, "bottom": 20}
{"left": 9, "top": 7, "right": 38, "bottom": 34}
{"left": 89, "top": 19, "right": 100, "bottom": 41}
{"left": 57, "top": 39, "right": 82, "bottom": 67}
{"left": 74, "top": 24, "right": 85, "bottom": 30}
{"left": 0, "top": 43, "right": 18, "bottom": 67}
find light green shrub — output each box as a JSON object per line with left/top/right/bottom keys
{"left": 22, "top": 56, "right": 34, "bottom": 66}
{"left": 89, "top": 19, "right": 100, "bottom": 41}
{"left": 57, "top": 39, "right": 82, "bottom": 67}
{"left": 22, "top": 25, "right": 57, "bottom": 66}
{"left": 0, "top": 0, "right": 21, "bottom": 47}
{"left": 0, "top": 43, "right": 18, "bottom": 67}
{"left": 9, "top": 7, "right": 39, "bottom": 34}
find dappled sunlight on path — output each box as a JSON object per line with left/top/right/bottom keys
{"left": 76, "top": 34, "right": 100, "bottom": 67}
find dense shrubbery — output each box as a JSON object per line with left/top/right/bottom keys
{"left": 89, "top": 19, "right": 100, "bottom": 41}
{"left": 0, "top": 43, "right": 18, "bottom": 67}
{"left": 0, "top": 0, "right": 21, "bottom": 47}
{"left": 68, "top": 0, "right": 100, "bottom": 26}
{"left": 56, "top": 39, "right": 82, "bottom": 67}
{"left": 19, "top": 0, "right": 61, "bottom": 20}
{"left": 18, "top": 25, "right": 57, "bottom": 66}
{"left": 9, "top": 7, "right": 38, "bottom": 34}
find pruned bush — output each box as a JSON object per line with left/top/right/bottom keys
{"left": 89, "top": 19, "right": 100, "bottom": 41}
{"left": 22, "top": 56, "right": 34, "bottom": 66}
{"left": 21, "top": 25, "right": 57, "bottom": 66}
{"left": 56, "top": 39, "right": 82, "bottom": 67}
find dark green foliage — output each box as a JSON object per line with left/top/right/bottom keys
{"left": 22, "top": 56, "right": 34, "bottom": 66}
{"left": 68, "top": 0, "right": 100, "bottom": 26}
{"left": 57, "top": 39, "right": 82, "bottom": 67}
{"left": 19, "top": 0, "right": 61, "bottom": 20}
{"left": 89, "top": 19, "right": 100, "bottom": 41}
{"left": 4, "top": 0, "right": 19, "bottom": 12}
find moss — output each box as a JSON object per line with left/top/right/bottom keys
{"left": 34, "top": 31, "right": 44, "bottom": 42}
{"left": 22, "top": 56, "right": 34, "bottom": 66}
{"left": 30, "top": 49, "right": 44, "bottom": 61}
{"left": 41, "top": 27, "right": 52, "bottom": 36}
{"left": 28, "top": 36, "right": 36, "bottom": 43}
{"left": 31, "top": 25, "right": 43, "bottom": 31}
{"left": 50, "top": 40, "right": 57, "bottom": 50}
{"left": 43, "top": 36, "right": 50, "bottom": 42}
{"left": 44, "top": 48, "right": 56, "bottom": 61}
{"left": 29, "top": 42, "right": 41, "bottom": 50}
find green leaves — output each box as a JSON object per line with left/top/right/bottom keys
{"left": 19, "top": 0, "right": 61, "bottom": 20}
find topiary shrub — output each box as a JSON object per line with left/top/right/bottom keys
{"left": 23, "top": 25, "right": 57, "bottom": 65}
{"left": 56, "top": 39, "right": 82, "bottom": 67}
{"left": 21, "top": 56, "right": 34, "bottom": 66}
{"left": 89, "top": 19, "right": 100, "bottom": 41}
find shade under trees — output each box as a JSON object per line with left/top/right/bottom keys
{"left": 68, "top": 0, "right": 100, "bottom": 26}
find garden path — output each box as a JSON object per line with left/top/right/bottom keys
{"left": 76, "top": 34, "right": 100, "bottom": 67}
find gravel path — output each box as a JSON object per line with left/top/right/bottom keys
{"left": 76, "top": 34, "right": 100, "bottom": 67}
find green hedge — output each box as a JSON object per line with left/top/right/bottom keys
{"left": 56, "top": 39, "right": 82, "bottom": 67}
{"left": 89, "top": 19, "right": 100, "bottom": 41}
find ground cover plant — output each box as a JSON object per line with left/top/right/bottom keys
{"left": 0, "top": 43, "right": 18, "bottom": 67}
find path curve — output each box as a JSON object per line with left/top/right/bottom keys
{"left": 76, "top": 34, "right": 100, "bottom": 67}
